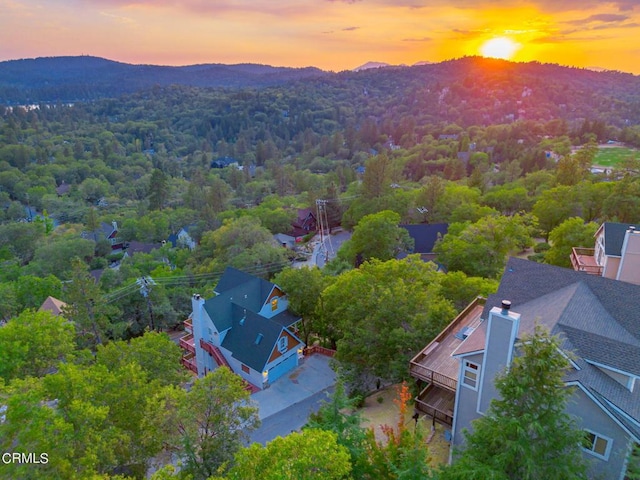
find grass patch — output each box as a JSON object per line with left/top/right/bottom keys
{"left": 593, "top": 146, "right": 639, "bottom": 168}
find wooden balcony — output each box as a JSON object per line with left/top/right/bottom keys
{"left": 410, "top": 297, "right": 485, "bottom": 389}
{"left": 181, "top": 351, "right": 198, "bottom": 374}
{"left": 179, "top": 333, "right": 195, "bottom": 354}
{"left": 184, "top": 318, "right": 193, "bottom": 334}
{"left": 571, "top": 247, "right": 603, "bottom": 276}
{"left": 415, "top": 383, "right": 455, "bottom": 427}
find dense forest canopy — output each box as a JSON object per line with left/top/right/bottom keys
{"left": 2, "top": 54, "right": 640, "bottom": 479}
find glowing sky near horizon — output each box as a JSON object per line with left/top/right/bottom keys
{"left": 1, "top": 0, "right": 640, "bottom": 74}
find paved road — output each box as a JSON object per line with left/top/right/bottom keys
{"left": 316, "top": 231, "right": 352, "bottom": 268}
{"left": 248, "top": 385, "right": 335, "bottom": 445}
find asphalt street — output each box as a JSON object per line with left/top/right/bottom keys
{"left": 248, "top": 385, "right": 335, "bottom": 445}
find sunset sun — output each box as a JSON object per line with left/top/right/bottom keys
{"left": 480, "top": 37, "right": 520, "bottom": 60}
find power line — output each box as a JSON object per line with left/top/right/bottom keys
{"left": 102, "top": 259, "right": 293, "bottom": 304}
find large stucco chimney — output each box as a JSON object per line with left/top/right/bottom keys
{"left": 617, "top": 226, "right": 640, "bottom": 285}
{"left": 191, "top": 293, "right": 206, "bottom": 376}
{"left": 477, "top": 300, "right": 521, "bottom": 413}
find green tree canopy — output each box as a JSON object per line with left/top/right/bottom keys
{"left": 532, "top": 185, "right": 580, "bottom": 240}
{"left": 434, "top": 214, "right": 534, "bottom": 278}
{"left": 62, "top": 258, "right": 122, "bottom": 349}
{"left": 545, "top": 218, "right": 599, "bottom": 268}
{"left": 339, "top": 210, "right": 413, "bottom": 265}
{"left": 96, "top": 331, "right": 187, "bottom": 387}
{"left": 0, "top": 309, "right": 75, "bottom": 382}
{"left": 224, "top": 429, "right": 352, "bottom": 480}
{"left": 273, "top": 266, "right": 331, "bottom": 345}
{"left": 322, "top": 257, "right": 455, "bottom": 384}
{"left": 146, "top": 367, "right": 261, "bottom": 480}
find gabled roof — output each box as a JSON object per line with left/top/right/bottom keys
{"left": 400, "top": 224, "right": 448, "bottom": 254}
{"left": 479, "top": 257, "right": 640, "bottom": 428}
{"left": 293, "top": 208, "right": 315, "bottom": 224}
{"left": 214, "top": 267, "right": 274, "bottom": 300}
{"left": 55, "top": 182, "right": 71, "bottom": 195}
{"left": 124, "top": 241, "right": 161, "bottom": 256}
{"left": 38, "top": 296, "right": 67, "bottom": 316}
{"left": 83, "top": 222, "right": 117, "bottom": 242}
{"left": 220, "top": 310, "right": 295, "bottom": 372}
{"left": 603, "top": 222, "right": 640, "bottom": 256}
{"left": 483, "top": 258, "right": 640, "bottom": 342}
{"left": 203, "top": 267, "right": 302, "bottom": 371}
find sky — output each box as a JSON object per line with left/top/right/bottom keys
{"left": 1, "top": 0, "right": 640, "bottom": 74}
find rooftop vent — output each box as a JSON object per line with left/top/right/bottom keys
{"left": 501, "top": 300, "right": 511, "bottom": 315}
{"left": 454, "top": 326, "right": 474, "bottom": 340}
{"left": 255, "top": 333, "right": 263, "bottom": 345}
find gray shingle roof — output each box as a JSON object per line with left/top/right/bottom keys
{"left": 603, "top": 222, "right": 640, "bottom": 257}
{"left": 483, "top": 257, "right": 640, "bottom": 430}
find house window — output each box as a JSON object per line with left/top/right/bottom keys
{"left": 462, "top": 361, "right": 480, "bottom": 390}
{"left": 278, "top": 336, "right": 287, "bottom": 353}
{"left": 582, "top": 430, "right": 612, "bottom": 460}
{"left": 271, "top": 298, "right": 278, "bottom": 311}
{"left": 241, "top": 364, "right": 250, "bottom": 374}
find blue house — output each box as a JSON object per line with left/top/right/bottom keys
{"left": 183, "top": 267, "right": 304, "bottom": 390}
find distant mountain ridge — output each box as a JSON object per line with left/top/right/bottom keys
{"left": 353, "top": 60, "right": 433, "bottom": 71}
{"left": 0, "top": 55, "right": 639, "bottom": 114}
{"left": 0, "top": 55, "right": 327, "bottom": 104}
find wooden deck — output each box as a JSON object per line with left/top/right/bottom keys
{"left": 415, "top": 383, "right": 455, "bottom": 427}
{"left": 410, "top": 297, "right": 485, "bottom": 388}
{"left": 571, "top": 247, "right": 603, "bottom": 275}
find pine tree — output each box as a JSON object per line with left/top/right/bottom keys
{"left": 62, "top": 258, "right": 120, "bottom": 349}
{"left": 147, "top": 168, "right": 169, "bottom": 210}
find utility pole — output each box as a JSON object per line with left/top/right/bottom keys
{"left": 315, "top": 199, "right": 335, "bottom": 259}
{"left": 137, "top": 276, "right": 157, "bottom": 331}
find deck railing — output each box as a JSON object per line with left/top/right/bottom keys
{"left": 411, "top": 365, "right": 457, "bottom": 391}
{"left": 415, "top": 384, "right": 454, "bottom": 426}
{"left": 304, "top": 345, "right": 336, "bottom": 357}
{"left": 179, "top": 333, "right": 195, "bottom": 354}
{"left": 181, "top": 352, "right": 198, "bottom": 374}
{"left": 183, "top": 318, "right": 193, "bottom": 334}
{"left": 571, "top": 247, "right": 603, "bottom": 275}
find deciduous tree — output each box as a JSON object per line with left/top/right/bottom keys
{"left": 168, "top": 367, "right": 260, "bottom": 480}
{"left": 0, "top": 309, "right": 75, "bottom": 382}
{"left": 62, "top": 258, "right": 121, "bottom": 349}
{"left": 339, "top": 210, "right": 413, "bottom": 265}
{"left": 273, "top": 266, "right": 330, "bottom": 345}
{"left": 434, "top": 215, "right": 533, "bottom": 278}
{"left": 545, "top": 218, "right": 598, "bottom": 268}
{"left": 322, "top": 257, "right": 455, "bottom": 384}
{"left": 225, "top": 429, "right": 351, "bottom": 480}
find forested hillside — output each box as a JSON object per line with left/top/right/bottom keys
{"left": 0, "top": 55, "right": 326, "bottom": 103}
{"left": 2, "top": 55, "right": 640, "bottom": 478}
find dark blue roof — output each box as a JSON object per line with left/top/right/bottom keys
{"left": 400, "top": 224, "right": 449, "bottom": 254}
{"left": 221, "top": 310, "right": 284, "bottom": 371}
{"left": 204, "top": 267, "right": 302, "bottom": 370}
{"left": 603, "top": 222, "right": 639, "bottom": 257}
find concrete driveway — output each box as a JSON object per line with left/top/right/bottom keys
{"left": 251, "top": 354, "right": 336, "bottom": 420}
